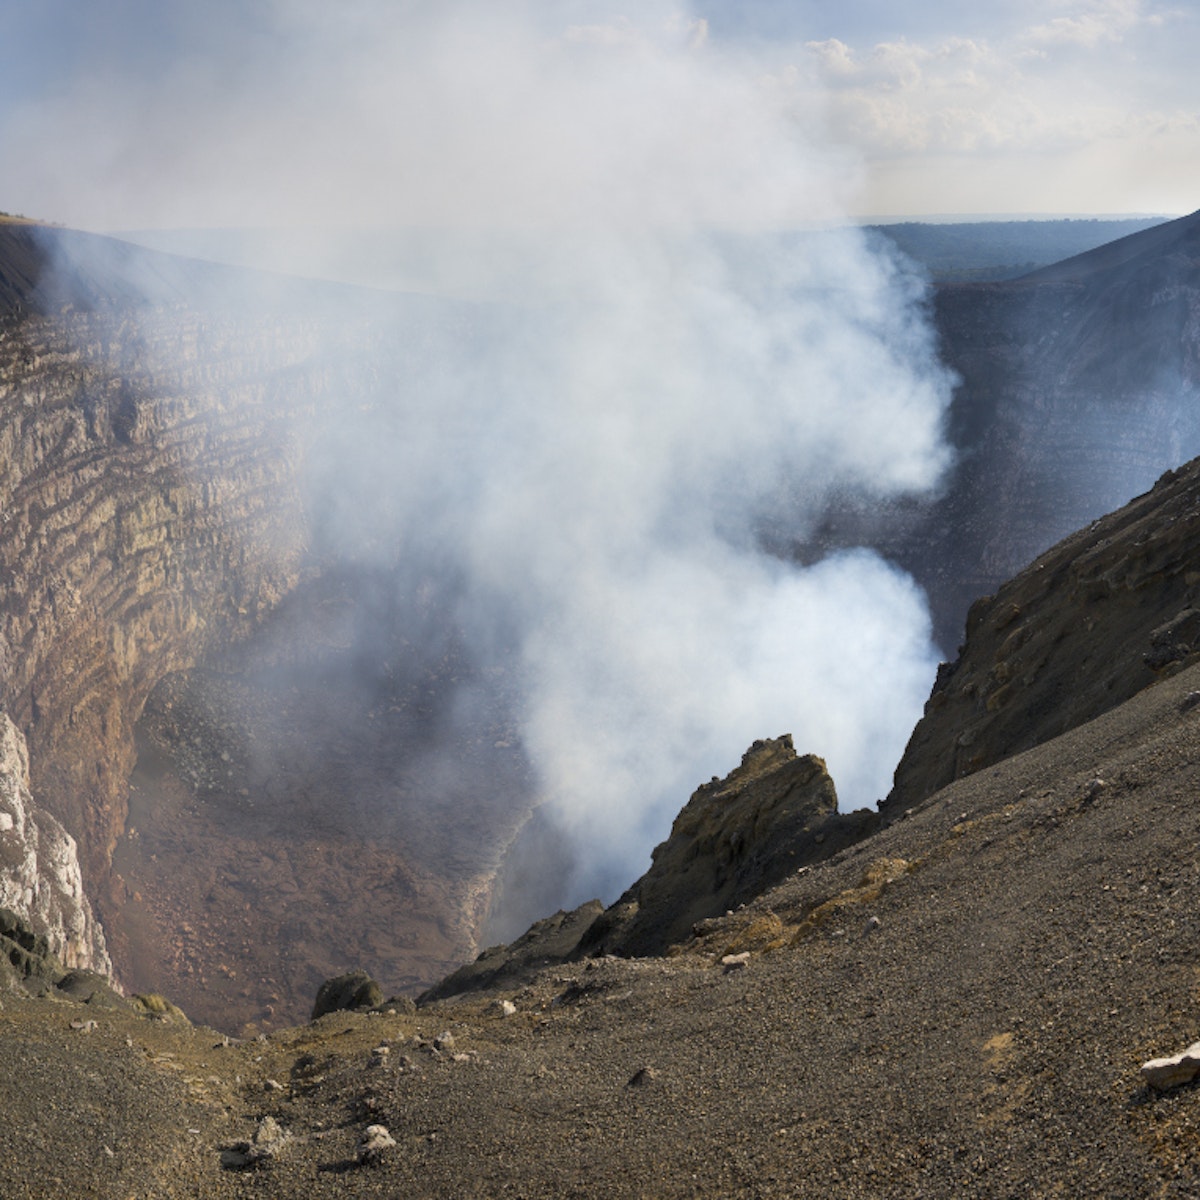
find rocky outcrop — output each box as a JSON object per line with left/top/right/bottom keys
{"left": 578, "top": 735, "right": 877, "bottom": 959}
{"left": 311, "top": 970, "right": 384, "bottom": 1020}
{"left": 423, "top": 735, "right": 878, "bottom": 1001}
{"left": 0, "top": 904, "right": 125, "bottom": 1006}
{"left": 885, "top": 454, "right": 1200, "bottom": 812}
{"left": 0, "top": 711, "right": 109, "bottom": 971}
{"left": 421, "top": 900, "right": 605, "bottom": 1004}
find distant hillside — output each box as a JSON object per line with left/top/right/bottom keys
{"left": 870, "top": 217, "right": 1171, "bottom": 281}
{"left": 798, "top": 208, "right": 1200, "bottom": 653}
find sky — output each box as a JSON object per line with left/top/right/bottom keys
{"left": 0, "top": 0, "right": 1195, "bottom": 229}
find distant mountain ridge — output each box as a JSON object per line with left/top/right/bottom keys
{"left": 870, "top": 215, "right": 1171, "bottom": 281}
{"left": 1020, "top": 206, "right": 1200, "bottom": 283}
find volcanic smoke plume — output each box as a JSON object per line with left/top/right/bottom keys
{"left": 11, "top": 4, "right": 956, "bottom": 925}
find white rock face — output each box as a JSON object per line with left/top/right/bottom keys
{"left": 0, "top": 712, "right": 111, "bottom": 973}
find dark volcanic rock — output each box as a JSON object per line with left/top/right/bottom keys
{"left": 0, "top": 905, "right": 64, "bottom": 994}
{"left": 53, "top": 968, "right": 126, "bottom": 1008}
{"left": 421, "top": 900, "right": 606, "bottom": 1004}
{"left": 312, "top": 971, "right": 384, "bottom": 1020}
{"left": 886, "top": 454, "right": 1200, "bottom": 812}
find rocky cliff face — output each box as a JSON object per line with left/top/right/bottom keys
{"left": 0, "top": 302, "right": 317, "bottom": 886}
{"left": 0, "top": 711, "right": 108, "bottom": 971}
{"left": 0, "top": 227, "right": 535, "bottom": 1030}
{"left": 885, "top": 454, "right": 1200, "bottom": 812}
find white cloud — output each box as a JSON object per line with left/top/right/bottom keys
{"left": 805, "top": 38, "right": 857, "bottom": 77}
{"left": 1023, "top": 0, "right": 1144, "bottom": 48}
{"left": 793, "top": 0, "right": 1199, "bottom": 212}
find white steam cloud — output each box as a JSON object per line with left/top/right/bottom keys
{"left": 7, "top": 3, "right": 955, "bottom": 910}
{"left": 425, "top": 227, "right": 952, "bottom": 901}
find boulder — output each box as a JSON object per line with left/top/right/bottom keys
{"left": 311, "top": 970, "right": 384, "bottom": 1020}
{"left": 357, "top": 1124, "right": 397, "bottom": 1165}
{"left": 55, "top": 969, "right": 126, "bottom": 1009}
{"left": 1142, "top": 1042, "right": 1200, "bottom": 1090}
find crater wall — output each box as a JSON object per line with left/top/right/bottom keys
{"left": 0, "top": 301, "right": 332, "bottom": 968}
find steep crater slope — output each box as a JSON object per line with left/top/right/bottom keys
{"left": 112, "top": 568, "right": 534, "bottom": 1031}
{"left": 5, "top": 214, "right": 1200, "bottom": 1032}
{"left": 887, "top": 453, "right": 1200, "bottom": 813}
{"left": 0, "top": 226, "right": 534, "bottom": 1029}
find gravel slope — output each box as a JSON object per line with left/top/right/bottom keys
{"left": 5, "top": 655, "right": 1200, "bottom": 1197}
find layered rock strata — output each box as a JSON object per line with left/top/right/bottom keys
{"left": 0, "top": 303, "right": 325, "bottom": 884}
